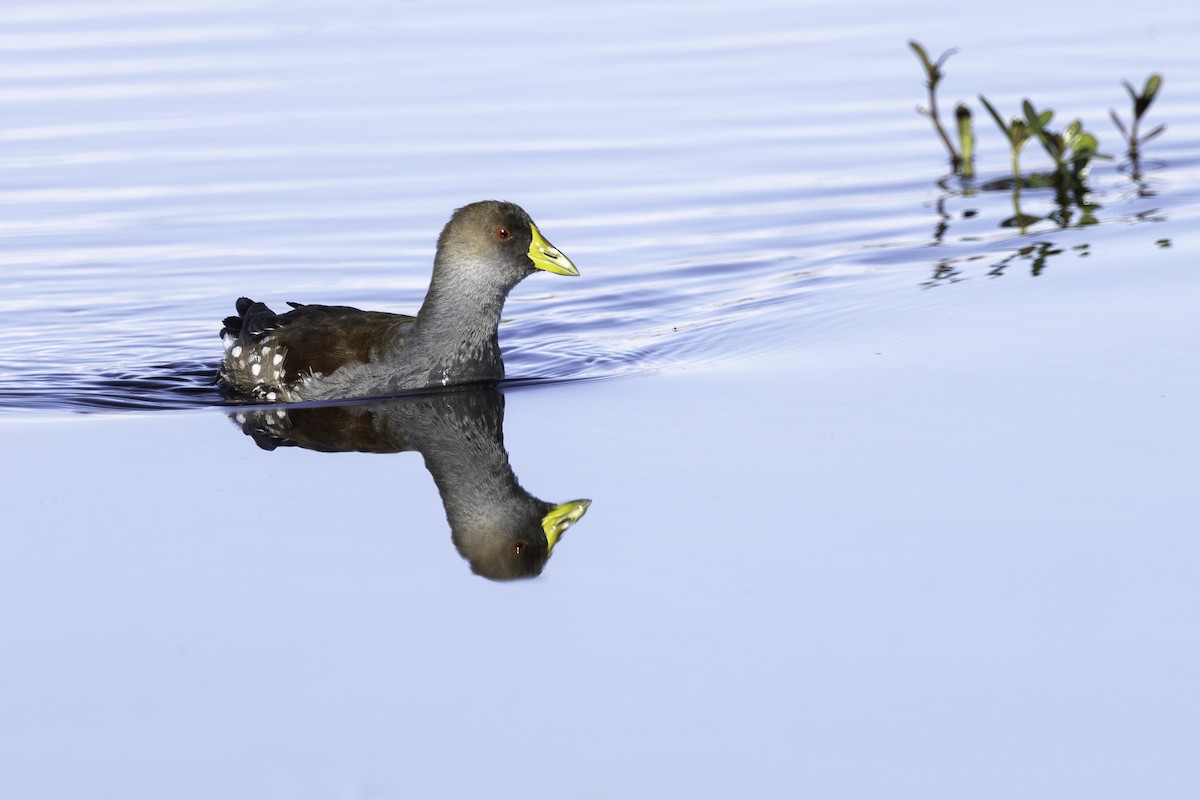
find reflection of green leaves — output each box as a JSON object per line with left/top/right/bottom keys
{"left": 926, "top": 239, "right": 1106, "bottom": 285}
{"left": 1000, "top": 212, "right": 1043, "bottom": 229}
{"left": 985, "top": 242, "right": 1068, "bottom": 278}
{"left": 1077, "top": 196, "right": 1100, "bottom": 227}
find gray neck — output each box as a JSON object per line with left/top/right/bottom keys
{"left": 410, "top": 256, "right": 511, "bottom": 384}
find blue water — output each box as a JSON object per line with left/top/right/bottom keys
{"left": 3, "top": 0, "right": 1197, "bottom": 411}
{"left": 3, "top": 1, "right": 1200, "bottom": 797}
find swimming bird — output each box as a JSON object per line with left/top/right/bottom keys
{"left": 218, "top": 200, "right": 578, "bottom": 402}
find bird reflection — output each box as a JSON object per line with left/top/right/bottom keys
{"left": 228, "top": 387, "right": 590, "bottom": 580}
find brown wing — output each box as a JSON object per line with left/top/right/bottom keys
{"left": 272, "top": 303, "right": 415, "bottom": 382}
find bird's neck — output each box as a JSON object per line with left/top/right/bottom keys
{"left": 410, "top": 258, "right": 510, "bottom": 382}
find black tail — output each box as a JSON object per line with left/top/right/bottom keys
{"left": 221, "top": 297, "right": 279, "bottom": 340}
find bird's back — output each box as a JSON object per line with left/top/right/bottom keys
{"left": 219, "top": 298, "right": 415, "bottom": 401}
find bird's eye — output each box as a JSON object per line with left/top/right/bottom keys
{"left": 495, "top": 227, "right": 511, "bottom": 240}
{"left": 512, "top": 540, "right": 527, "bottom": 556}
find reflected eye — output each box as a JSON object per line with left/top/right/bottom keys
{"left": 511, "top": 540, "right": 528, "bottom": 556}
{"left": 495, "top": 227, "right": 511, "bottom": 241}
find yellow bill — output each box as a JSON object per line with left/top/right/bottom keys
{"left": 528, "top": 223, "right": 580, "bottom": 276}
{"left": 542, "top": 498, "right": 592, "bottom": 552}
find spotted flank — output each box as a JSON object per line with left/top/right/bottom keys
{"left": 218, "top": 296, "right": 305, "bottom": 402}
{"left": 220, "top": 332, "right": 290, "bottom": 401}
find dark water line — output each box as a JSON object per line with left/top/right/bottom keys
{"left": 0, "top": 360, "right": 634, "bottom": 415}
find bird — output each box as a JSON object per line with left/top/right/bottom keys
{"left": 218, "top": 200, "right": 578, "bottom": 402}
{"left": 229, "top": 388, "right": 591, "bottom": 580}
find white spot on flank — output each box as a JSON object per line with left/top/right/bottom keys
{"left": 231, "top": 346, "right": 242, "bottom": 358}
{"left": 266, "top": 392, "right": 277, "bottom": 401}
{"left": 273, "top": 353, "right": 283, "bottom": 365}
{"left": 251, "top": 363, "right": 261, "bottom": 376}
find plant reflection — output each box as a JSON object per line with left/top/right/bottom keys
{"left": 229, "top": 387, "right": 590, "bottom": 581}
{"left": 922, "top": 153, "right": 1168, "bottom": 285}
{"left": 930, "top": 172, "right": 1102, "bottom": 244}
{"left": 924, "top": 240, "right": 1089, "bottom": 285}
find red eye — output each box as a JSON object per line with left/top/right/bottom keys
{"left": 495, "top": 227, "right": 511, "bottom": 240}
{"left": 512, "top": 540, "right": 527, "bottom": 556}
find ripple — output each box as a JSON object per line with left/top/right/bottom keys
{"left": 0, "top": 25, "right": 280, "bottom": 52}
{"left": 1, "top": 0, "right": 1196, "bottom": 413}
{"left": 0, "top": 0, "right": 257, "bottom": 25}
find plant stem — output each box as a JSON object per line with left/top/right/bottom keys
{"left": 927, "top": 82, "right": 962, "bottom": 173}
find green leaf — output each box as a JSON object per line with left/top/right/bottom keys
{"left": 1021, "top": 99, "right": 1038, "bottom": 127}
{"left": 1023, "top": 101, "right": 1063, "bottom": 163}
{"left": 1072, "top": 134, "right": 1097, "bottom": 161}
{"left": 1144, "top": 73, "right": 1163, "bottom": 101}
{"left": 1109, "top": 110, "right": 1128, "bottom": 139}
{"left": 908, "top": 40, "right": 931, "bottom": 67}
{"left": 908, "top": 40, "right": 957, "bottom": 84}
{"left": 1021, "top": 101, "right": 1057, "bottom": 142}
{"left": 1133, "top": 74, "right": 1163, "bottom": 119}
{"left": 934, "top": 47, "right": 958, "bottom": 72}
{"left": 979, "top": 95, "right": 1010, "bottom": 137}
{"left": 1069, "top": 132, "right": 1100, "bottom": 178}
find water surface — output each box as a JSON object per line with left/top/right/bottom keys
{"left": 2, "top": 0, "right": 1199, "bottom": 797}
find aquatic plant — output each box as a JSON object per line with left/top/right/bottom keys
{"left": 908, "top": 40, "right": 966, "bottom": 175}
{"left": 978, "top": 96, "right": 1033, "bottom": 183}
{"left": 910, "top": 40, "right": 1167, "bottom": 237}
{"left": 978, "top": 97, "right": 1106, "bottom": 188}
{"left": 912, "top": 41, "right": 1156, "bottom": 183}
{"left": 977, "top": 96, "right": 1040, "bottom": 230}
{"left": 955, "top": 103, "right": 975, "bottom": 178}
{"left": 1021, "top": 100, "right": 1106, "bottom": 186}
{"left": 1110, "top": 73, "right": 1165, "bottom": 157}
